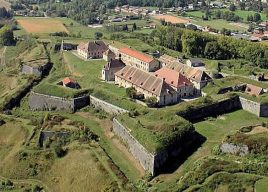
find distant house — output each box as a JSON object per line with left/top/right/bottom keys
{"left": 102, "top": 59, "right": 125, "bottom": 81}
{"left": 154, "top": 67, "right": 195, "bottom": 98}
{"left": 186, "top": 59, "right": 205, "bottom": 67}
{"left": 77, "top": 41, "right": 108, "bottom": 60}
{"left": 103, "top": 49, "right": 116, "bottom": 62}
{"left": 166, "top": 62, "right": 212, "bottom": 92}
{"left": 118, "top": 47, "right": 160, "bottom": 72}
{"left": 115, "top": 66, "right": 178, "bottom": 106}
{"left": 158, "top": 54, "right": 179, "bottom": 67}
{"left": 61, "top": 77, "right": 80, "bottom": 89}
{"left": 245, "top": 84, "right": 264, "bottom": 96}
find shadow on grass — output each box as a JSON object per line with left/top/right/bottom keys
{"left": 155, "top": 131, "right": 206, "bottom": 175}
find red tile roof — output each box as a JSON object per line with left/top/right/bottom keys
{"left": 154, "top": 67, "right": 193, "bottom": 89}
{"left": 63, "top": 77, "right": 75, "bottom": 85}
{"left": 245, "top": 84, "right": 263, "bottom": 96}
{"left": 115, "top": 66, "right": 176, "bottom": 96}
{"left": 119, "top": 47, "right": 154, "bottom": 63}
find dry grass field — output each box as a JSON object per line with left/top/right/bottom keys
{"left": 17, "top": 18, "right": 69, "bottom": 34}
{"left": 44, "top": 149, "right": 115, "bottom": 192}
{"left": 153, "top": 14, "right": 190, "bottom": 24}
{"left": 0, "top": 0, "right": 11, "bottom": 10}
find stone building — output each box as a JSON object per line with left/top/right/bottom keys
{"left": 77, "top": 40, "right": 108, "bottom": 59}
{"left": 167, "top": 62, "right": 212, "bottom": 93}
{"left": 158, "top": 54, "right": 179, "bottom": 67}
{"left": 245, "top": 84, "right": 264, "bottom": 96}
{"left": 102, "top": 59, "right": 125, "bottom": 81}
{"left": 115, "top": 66, "right": 178, "bottom": 106}
{"left": 154, "top": 67, "right": 195, "bottom": 98}
{"left": 118, "top": 47, "right": 160, "bottom": 72}
{"left": 103, "top": 49, "right": 116, "bottom": 61}
{"left": 186, "top": 59, "right": 205, "bottom": 67}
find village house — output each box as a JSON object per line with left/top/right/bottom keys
{"left": 77, "top": 40, "right": 108, "bottom": 60}
{"left": 102, "top": 59, "right": 126, "bottom": 81}
{"left": 103, "top": 49, "right": 116, "bottom": 62}
{"left": 154, "top": 67, "right": 195, "bottom": 98}
{"left": 115, "top": 66, "right": 178, "bottom": 106}
{"left": 158, "top": 54, "right": 180, "bottom": 67}
{"left": 186, "top": 59, "right": 205, "bottom": 67}
{"left": 245, "top": 84, "right": 265, "bottom": 96}
{"left": 118, "top": 47, "right": 160, "bottom": 72}
{"left": 166, "top": 62, "right": 212, "bottom": 93}
{"left": 61, "top": 77, "right": 80, "bottom": 89}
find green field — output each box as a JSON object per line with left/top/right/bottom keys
{"left": 256, "top": 177, "right": 268, "bottom": 192}
{"left": 187, "top": 9, "right": 267, "bottom": 21}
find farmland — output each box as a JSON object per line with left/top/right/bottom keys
{"left": 153, "top": 14, "right": 190, "bottom": 24}
{"left": 17, "top": 17, "right": 69, "bottom": 34}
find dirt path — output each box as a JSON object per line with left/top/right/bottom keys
{"left": 76, "top": 112, "right": 145, "bottom": 175}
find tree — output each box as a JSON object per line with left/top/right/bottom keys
{"left": 122, "top": 24, "right": 128, "bottom": 31}
{"left": 126, "top": 87, "right": 137, "bottom": 99}
{"left": 229, "top": 4, "right": 236, "bottom": 12}
{"left": 94, "top": 32, "right": 103, "bottom": 39}
{"left": 265, "top": 8, "right": 268, "bottom": 20}
{"left": 145, "top": 97, "right": 158, "bottom": 107}
{"left": 253, "top": 13, "right": 261, "bottom": 22}
{"left": 247, "top": 15, "right": 253, "bottom": 22}
{"left": 0, "top": 25, "right": 15, "bottom": 46}
{"left": 239, "top": 2, "right": 245, "bottom": 10}
{"left": 133, "top": 22, "right": 137, "bottom": 31}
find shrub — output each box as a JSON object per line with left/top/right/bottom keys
{"left": 145, "top": 97, "right": 158, "bottom": 107}
{"left": 126, "top": 87, "right": 137, "bottom": 99}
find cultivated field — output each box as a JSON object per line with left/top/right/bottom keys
{"left": 153, "top": 14, "right": 190, "bottom": 24}
{"left": 17, "top": 18, "right": 69, "bottom": 34}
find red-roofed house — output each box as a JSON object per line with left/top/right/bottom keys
{"left": 119, "top": 47, "right": 160, "bottom": 72}
{"left": 155, "top": 67, "right": 195, "bottom": 98}
{"left": 245, "top": 84, "right": 264, "bottom": 96}
{"left": 115, "top": 66, "right": 178, "bottom": 106}
{"left": 62, "top": 77, "right": 79, "bottom": 89}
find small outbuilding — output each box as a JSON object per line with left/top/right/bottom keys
{"left": 61, "top": 77, "right": 80, "bottom": 89}
{"left": 245, "top": 84, "right": 264, "bottom": 96}
{"left": 186, "top": 59, "right": 205, "bottom": 67}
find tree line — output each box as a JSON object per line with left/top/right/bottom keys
{"left": 152, "top": 26, "right": 268, "bottom": 68}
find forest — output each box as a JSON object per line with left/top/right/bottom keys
{"left": 151, "top": 26, "right": 268, "bottom": 68}
{"left": 39, "top": 0, "right": 194, "bottom": 24}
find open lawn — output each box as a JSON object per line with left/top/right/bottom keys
{"left": 17, "top": 17, "right": 69, "bottom": 34}
{"left": 186, "top": 9, "right": 267, "bottom": 22}
{"left": 256, "top": 177, "right": 268, "bottom": 192}
{"left": 153, "top": 14, "right": 190, "bottom": 24}
{"left": 192, "top": 18, "right": 247, "bottom": 31}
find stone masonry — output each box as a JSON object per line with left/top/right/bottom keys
{"left": 29, "top": 92, "right": 89, "bottom": 112}
{"left": 90, "top": 95, "right": 129, "bottom": 115}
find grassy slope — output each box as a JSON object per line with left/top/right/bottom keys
{"left": 154, "top": 110, "right": 268, "bottom": 191}
{"left": 0, "top": 114, "right": 124, "bottom": 191}
{"left": 203, "top": 76, "right": 268, "bottom": 103}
